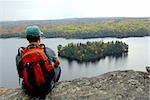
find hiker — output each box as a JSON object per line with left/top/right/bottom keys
{"left": 16, "top": 25, "right": 61, "bottom": 95}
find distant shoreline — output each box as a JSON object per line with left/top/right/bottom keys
{"left": 0, "top": 34, "right": 150, "bottom": 39}
{"left": 1, "top": 17, "right": 149, "bottom": 39}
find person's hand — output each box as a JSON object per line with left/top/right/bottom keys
{"left": 54, "top": 59, "right": 60, "bottom": 67}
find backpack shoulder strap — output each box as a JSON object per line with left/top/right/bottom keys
{"left": 17, "top": 47, "right": 25, "bottom": 56}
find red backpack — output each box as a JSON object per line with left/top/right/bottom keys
{"left": 20, "top": 44, "right": 54, "bottom": 93}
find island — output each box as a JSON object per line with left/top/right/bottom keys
{"left": 58, "top": 41, "right": 128, "bottom": 61}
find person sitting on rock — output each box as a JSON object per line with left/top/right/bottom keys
{"left": 16, "top": 25, "right": 61, "bottom": 95}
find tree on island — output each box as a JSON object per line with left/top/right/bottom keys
{"left": 58, "top": 41, "right": 128, "bottom": 62}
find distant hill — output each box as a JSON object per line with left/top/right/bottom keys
{"left": 0, "top": 17, "right": 150, "bottom": 38}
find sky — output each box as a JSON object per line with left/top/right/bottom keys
{"left": 0, "top": 0, "right": 150, "bottom": 21}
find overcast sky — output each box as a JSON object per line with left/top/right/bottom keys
{"left": 0, "top": 0, "right": 150, "bottom": 21}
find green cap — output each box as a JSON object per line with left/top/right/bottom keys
{"left": 25, "top": 25, "right": 43, "bottom": 37}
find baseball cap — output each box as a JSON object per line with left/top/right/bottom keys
{"left": 25, "top": 25, "right": 43, "bottom": 37}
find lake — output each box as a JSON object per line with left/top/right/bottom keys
{"left": 0, "top": 37, "right": 150, "bottom": 88}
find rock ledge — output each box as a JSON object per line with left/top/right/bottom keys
{"left": 0, "top": 70, "right": 150, "bottom": 100}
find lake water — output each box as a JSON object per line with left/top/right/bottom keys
{"left": 0, "top": 37, "right": 150, "bottom": 88}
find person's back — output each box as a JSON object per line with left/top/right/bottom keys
{"left": 16, "top": 25, "right": 61, "bottom": 95}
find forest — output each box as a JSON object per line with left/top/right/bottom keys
{"left": 0, "top": 18, "right": 150, "bottom": 38}
{"left": 58, "top": 41, "right": 128, "bottom": 61}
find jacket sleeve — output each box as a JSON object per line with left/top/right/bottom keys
{"left": 45, "top": 47, "right": 60, "bottom": 67}
{"left": 16, "top": 49, "right": 22, "bottom": 66}
{"left": 16, "top": 47, "right": 24, "bottom": 78}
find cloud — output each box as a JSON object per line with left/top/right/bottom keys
{"left": 0, "top": 0, "right": 150, "bottom": 21}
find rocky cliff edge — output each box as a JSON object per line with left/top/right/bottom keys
{"left": 0, "top": 70, "right": 150, "bottom": 100}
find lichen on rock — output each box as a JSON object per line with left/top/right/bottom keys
{"left": 0, "top": 70, "right": 150, "bottom": 100}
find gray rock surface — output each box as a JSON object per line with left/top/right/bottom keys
{"left": 0, "top": 70, "right": 150, "bottom": 100}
